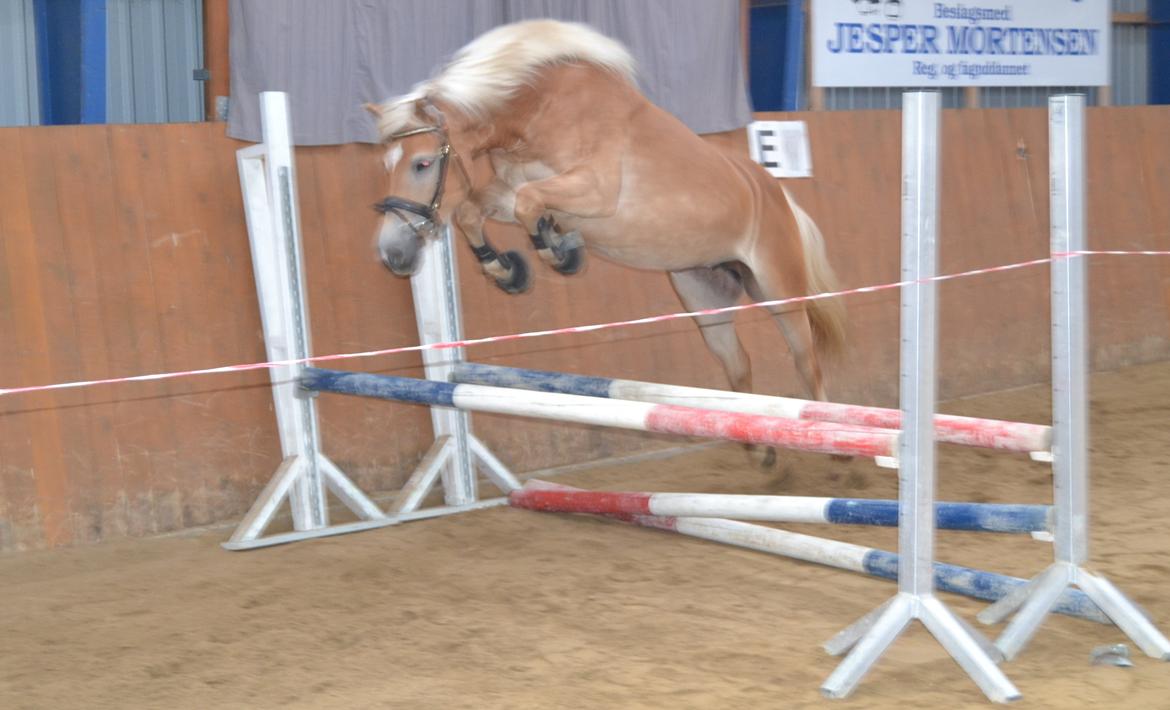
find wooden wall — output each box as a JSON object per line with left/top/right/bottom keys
{"left": 2, "top": 106, "right": 1168, "bottom": 551}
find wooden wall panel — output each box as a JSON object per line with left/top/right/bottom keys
{"left": 1, "top": 105, "right": 1168, "bottom": 551}
{"left": 0, "top": 128, "right": 72, "bottom": 549}
{"left": 754, "top": 106, "right": 1170, "bottom": 404}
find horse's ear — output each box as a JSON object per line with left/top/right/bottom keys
{"left": 363, "top": 102, "right": 384, "bottom": 118}
{"left": 418, "top": 100, "right": 446, "bottom": 128}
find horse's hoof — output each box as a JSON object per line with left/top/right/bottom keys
{"left": 761, "top": 447, "right": 777, "bottom": 469}
{"left": 494, "top": 250, "right": 531, "bottom": 294}
{"left": 551, "top": 244, "right": 584, "bottom": 275}
{"left": 743, "top": 443, "right": 777, "bottom": 469}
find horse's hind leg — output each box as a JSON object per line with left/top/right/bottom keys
{"left": 742, "top": 267, "right": 855, "bottom": 464}
{"left": 772, "top": 309, "right": 827, "bottom": 401}
{"left": 670, "top": 267, "right": 778, "bottom": 467}
{"left": 740, "top": 268, "right": 827, "bottom": 402}
{"left": 668, "top": 267, "right": 752, "bottom": 392}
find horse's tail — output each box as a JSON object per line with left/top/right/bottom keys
{"left": 780, "top": 185, "right": 846, "bottom": 360}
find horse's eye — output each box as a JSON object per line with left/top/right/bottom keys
{"left": 413, "top": 159, "right": 433, "bottom": 173}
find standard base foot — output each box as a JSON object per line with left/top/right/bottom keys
{"left": 979, "top": 562, "right": 1170, "bottom": 662}
{"left": 822, "top": 593, "right": 1020, "bottom": 704}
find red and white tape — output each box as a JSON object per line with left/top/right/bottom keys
{"left": 1, "top": 250, "right": 1166, "bottom": 398}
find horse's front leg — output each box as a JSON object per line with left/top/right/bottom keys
{"left": 513, "top": 167, "right": 617, "bottom": 276}
{"left": 453, "top": 200, "right": 531, "bottom": 294}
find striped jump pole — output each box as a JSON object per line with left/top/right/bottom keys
{"left": 513, "top": 481, "right": 1103, "bottom": 624}
{"left": 452, "top": 363, "right": 1052, "bottom": 456}
{"left": 510, "top": 480, "right": 1051, "bottom": 534}
{"left": 302, "top": 368, "right": 900, "bottom": 462}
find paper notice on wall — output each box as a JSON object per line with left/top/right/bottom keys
{"left": 748, "top": 121, "right": 813, "bottom": 179}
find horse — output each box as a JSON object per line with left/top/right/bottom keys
{"left": 366, "top": 20, "right": 846, "bottom": 460}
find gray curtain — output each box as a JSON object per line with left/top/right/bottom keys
{"left": 228, "top": 0, "right": 751, "bottom": 145}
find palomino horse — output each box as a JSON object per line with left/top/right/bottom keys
{"left": 367, "top": 20, "right": 845, "bottom": 452}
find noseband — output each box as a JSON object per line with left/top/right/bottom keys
{"left": 373, "top": 123, "right": 453, "bottom": 239}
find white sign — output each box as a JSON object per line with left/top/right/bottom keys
{"left": 812, "top": 0, "right": 1110, "bottom": 87}
{"left": 748, "top": 121, "right": 813, "bottom": 178}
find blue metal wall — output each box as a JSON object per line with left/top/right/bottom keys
{"left": 821, "top": 87, "right": 967, "bottom": 111}
{"left": 2, "top": 0, "right": 1164, "bottom": 124}
{"left": 0, "top": 0, "right": 203, "bottom": 126}
{"left": 749, "top": 0, "right": 806, "bottom": 111}
{"left": 106, "top": 0, "right": 205, "bottom": 123}
{"left": 0, "top": 0, "right": 41, "bottom": 126}
{"left": 34, "top": 0, "right": 107, "bottom": 124}
{"left": 1113, "top": 0, "right": 1151, "bottom": 105}
{"left": 1152, "top": 0, "right": 1170, "bottom": 103}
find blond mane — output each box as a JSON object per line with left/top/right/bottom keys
{"left": 373, "top": 19, "right": 637, "bottom": 140}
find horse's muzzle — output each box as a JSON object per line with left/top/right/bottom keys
{"left": 378, "top": 223, "right": 423, "bottom": 276}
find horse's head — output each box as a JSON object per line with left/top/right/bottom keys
{"left": 366, "top": 98, "right": 466, "bottom": 276}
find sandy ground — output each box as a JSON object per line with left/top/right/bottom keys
{"left": 2, "top": 361, "right": 1170, "bottom": 709}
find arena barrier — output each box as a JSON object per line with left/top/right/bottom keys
{"left": 300, "top": 367, "right": 901, "bottom": 461}
{"left": 452, "top": 363, "right": 1052, "bottom": 456}
{"left": 510, "top": 480, "right": 1102, "bottom": 623}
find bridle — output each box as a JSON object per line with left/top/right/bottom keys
{"left": 372, "top": 115, "right": 466, "bottom": 239}
{"left": 370, "top": 102, "right": 530, "bottom": 289}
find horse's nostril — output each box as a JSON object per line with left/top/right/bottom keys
{"left": 380, "top": 245, "right": 415, "bottom": 275}
{"left": 382, "top": 250, "right": 402, "bottom": 268}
